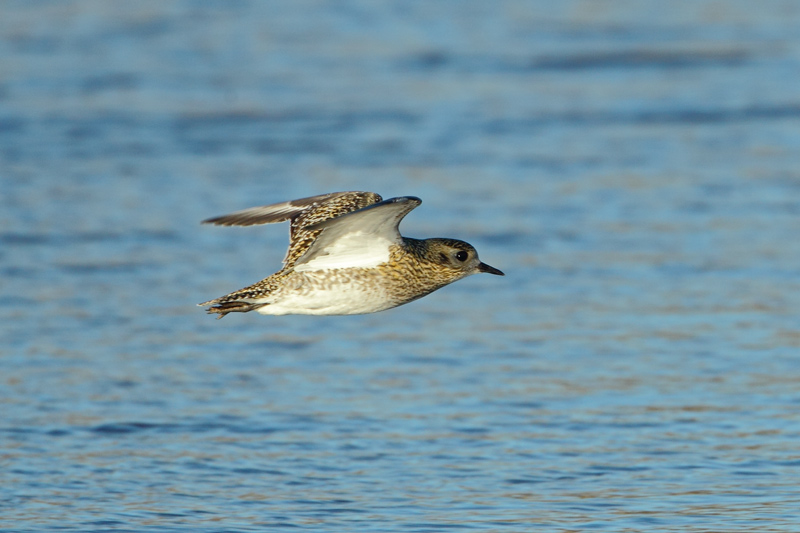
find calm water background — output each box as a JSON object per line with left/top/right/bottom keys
{"left": 3, "top": 1, "right": 800, "bottom": 531}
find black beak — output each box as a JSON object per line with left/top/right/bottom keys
{"left": 478, "top": 262, "right": 504, "bottom": 276}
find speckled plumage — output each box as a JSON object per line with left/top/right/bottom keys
{"left": 199, "top": 191, "right": 503, "bottom": 317}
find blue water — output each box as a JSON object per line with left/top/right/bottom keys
{"left": 3, "top": 1, "right": 800, "bottom": 531}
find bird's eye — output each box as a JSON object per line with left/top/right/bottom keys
{"left": 455, "top": 251, "right": 468, "bottom": 262}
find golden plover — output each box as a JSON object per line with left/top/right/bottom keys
{"left": 199, "top": 191, "right": 503, "bottom": 317}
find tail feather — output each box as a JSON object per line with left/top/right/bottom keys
{"left": 201, "top": 300, "right": 267, "bottom": 319}
{"left": 200, "top": 273, "right": 284, "bottom": 319}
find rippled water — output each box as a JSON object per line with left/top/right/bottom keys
{"left": 3, "top": 1, "right": 800, "bottom": 531}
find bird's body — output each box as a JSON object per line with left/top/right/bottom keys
{"left": 200, "top": 191, "right": 503, "bottom": 317}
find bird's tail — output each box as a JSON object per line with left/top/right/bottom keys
{"left": 199, "top": 300, "right": 267, "bottom": 319}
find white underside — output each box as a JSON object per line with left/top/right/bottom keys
{"left": 251, "top": 272, "right": 397, "bottom": 316}
{"left": 254, "top": 290, "right": 394, "bottom": 316}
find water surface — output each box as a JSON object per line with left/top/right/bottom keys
{"left": 2, "top": 1, "right": 800, "bottom": 531}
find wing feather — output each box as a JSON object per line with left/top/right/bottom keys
{"left": 294, "top": 196, "right": 421, "bottom": 272}
{"left": 201, "top": 191, "right": 384, "bottom": 268}
{"left": 202, "top": 192, "right": 359, "bottom": 227}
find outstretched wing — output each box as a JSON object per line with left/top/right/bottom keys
{"left": 202, "top": 191, "right": 383, "bottom": 268}
{"left": 202, "top": 192, "right": 366, "bottom": 227}
{"left": 294, "top": 196, "right": 422, "bottom": 272}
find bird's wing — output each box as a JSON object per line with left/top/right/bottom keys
{"left": 203, "top": 191, "right": 383, "bottom": 268}
{"left": 293, "top": 196, "right": 422, "bottom": 272}
{"left": 201, "top": 191, "right": 366, "bottom": 227}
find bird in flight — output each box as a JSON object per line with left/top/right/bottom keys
{"left": 200, "top": 191, "right": 503, "bottom": 317}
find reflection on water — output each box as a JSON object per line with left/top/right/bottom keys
{"left": 2, "top": 1, "right": 800, "bottom": 531}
